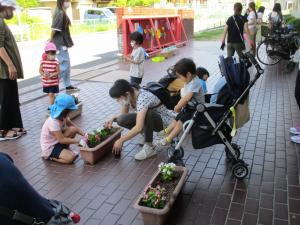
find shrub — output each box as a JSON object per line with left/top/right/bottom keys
{"left": 288, "top": 18, "right": 300, "bottom": 31}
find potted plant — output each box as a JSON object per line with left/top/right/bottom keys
{"left": 134, "top": 163, "right": 188, "bottom": 225}
{"left": 79, "top": 127, "right": 123, "bottom": 164}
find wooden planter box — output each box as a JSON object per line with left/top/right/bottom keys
{"left": 134, "top": 166, "right": 188, "bottom": 225}
{"left": 46, "top": 102, "right": 82, "bottom": 120}
{"left": 80, "top": 127, "right": 123, "bottom": 165}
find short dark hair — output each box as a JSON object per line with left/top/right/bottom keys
{"left": 258, "top": 6, "right": 265, "bottom": 13}
{"left": 109, "top": 79, "right": 134, "bottom": 98}
{"left": 234, "top": 2, "right": 243, "bottom": 15}
{"left": 130, "top": 31, "right": 144, "bottom": 45}
{"left": 196, "top": 67, "right": 210, "bottom": 79}
{"left": 174, "top": 58, "right": 196, "bottom": 77}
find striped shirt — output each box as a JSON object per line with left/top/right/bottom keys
{"left": 41, "top": 59, "right": 59, "bottom": 87}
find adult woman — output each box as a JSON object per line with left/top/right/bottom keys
{"left": 51, "top": 0, "right": 77, "bottom": 90}
{"left": 247, "top": 2, "right": 257, "bottom": 55}
{"left": 256, "top": 6, "right": 265, "bottom": 42}
{"left": 268, "top": 3, "right": 283, "bottom": 33}
{"left": 105, "top": 79, "right": 175, "bottom": 160}
{"left": 221, "top": 2, "right": 252, "bottom": 57}
{"left": 0, "top": 0, "right": 26, "bottom": 140}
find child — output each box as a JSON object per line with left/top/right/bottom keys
{"left": 40, "top": 94, "right": 87, "bottom": 164}
{"left": 125, "top": 31, "right": 145, "bottom": 86}
{"left": 196, "top": 67, "right": 210, "bottom": 94}
{"left": 158, "top": 58, "right": 205, "bottom": 147}
{"left": 39, "top": 42, "right": 60, "bottom": 106}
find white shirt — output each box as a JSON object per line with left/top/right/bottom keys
{"left": 180, "top": 76, "right": 205, "bottom": 107}
{"left": 136, "top": 89, "right": 176, "bottom": 127}
{"left": 129, "top": 47, "right": 145, "bottom": 78}
{"left": 247, "top": 11, "right": 257, "bottom": 31}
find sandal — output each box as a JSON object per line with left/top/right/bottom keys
{"left": 11, "top": 128, "right": 27, "bottom": 135}
{"left": 5, "top": 130, "right": 21, "bottom": 140}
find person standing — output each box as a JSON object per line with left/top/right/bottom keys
{"left": 51, "top": 0, "right": 77, "bottom": 90}
{"left": 247, "top": 2, "right": 257, "bottom": 55}
{"left": 268, "top": 3, "right": 283, "bottom": 34}
{"left": 256, "top": 6, "right": 265, "bottom": 42}
{"left": 0, "top": 0, "right": 26, "bottom": 141}
{"left": 221, "top": 2, "right": 252, "bottom": 58}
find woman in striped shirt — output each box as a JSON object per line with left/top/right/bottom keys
{"left": 39, "top": 42, "right": 60, "bottom": 106}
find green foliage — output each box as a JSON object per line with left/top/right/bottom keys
{"left": 110, "top": 0, "right": 160, "bottom": 7}
{"left": 284, "top": 14, "right": 295, "bottom": 23}
{"left": 193, "top": 28, "right": 224, "bottom": 41}
{"left": 288, "top": 18, "right": 300, "bottom": 31}
{"left": 87, "top": 128, "right": 113, "bottom": 148}
{"left": 141, "top": 185, "right": 167, "bottom": 209}
{"left": 5, "top": 11, "right": 42, "bottom": 25}
{"left": 255, "top": 0, "right": 262, "bottom": 9}
{"left": 159, "top": 162, "right": 176, "bottom": 182}
{"left": 16, "top": 0, "right": 39, "bottom": 8}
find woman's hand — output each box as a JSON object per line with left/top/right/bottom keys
{"left": 8, "top": 64, "right": 17, "bottom": 80}
{"left": 174, "top": 105, "right": 181, "bottom": 113}
{"left": 112, "top": 139, "right": 123, "bottom": 155}
{"left": 104, "top": 117, "right": 115, "bottom": 129}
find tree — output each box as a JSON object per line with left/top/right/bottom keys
{"left": 16, "top": 0, "right": 39, "bottom": 8}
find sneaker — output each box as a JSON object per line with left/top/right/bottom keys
{"left": 291, "top": 135, "right": 300, "bottom": 144}
{"left": 66, "top": 86, "right": 79, "bottom": 91}
{"left": 157, "top": 138, "right": 172, "bottom": 148}
{"left": 290, "top": 124, "right": 300, "bottom": 135}
{"left": 134, "top": 143, "right": 157, "bottom": 160}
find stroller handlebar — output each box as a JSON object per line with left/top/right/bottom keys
{"left": 242, "top": 51, "right": 264, "bottom": 75}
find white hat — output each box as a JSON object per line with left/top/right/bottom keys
{"left": 0, "top": 0, "right": 19, "bottom": 9}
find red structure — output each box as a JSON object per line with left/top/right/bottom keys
{"left": 122, "top": 16, "right": 188, "bottom": 56}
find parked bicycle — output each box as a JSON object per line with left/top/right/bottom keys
{"left": 257, "top": 28, "right": 300, "bottom": 66}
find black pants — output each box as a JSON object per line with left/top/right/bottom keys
{"left": 0, "top": 153, "right": 54, "bottom": 224}
{"left": 295, "top": 70, "right": 300, "bottom": 111}
{"left": 0, "top": 79, "right": 23, "bottom": 130}
{"left": 116, "top": 110, "right": 163, "bottom": 143}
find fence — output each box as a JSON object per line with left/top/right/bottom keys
{"left": 9, "top": 19, "right": 117, "bottom": 42}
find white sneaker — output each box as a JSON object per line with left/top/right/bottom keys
{"left": 134, "top": 143, "right": 157, "bottom": 160}
{"left": 290, "top": 125, "right": 300, "bottom": 135}
{"left": 157, "top": 138, "right": 172, "bottom": 148}
{"left": 291, "top": 135, "right": 300, "bottom": 144}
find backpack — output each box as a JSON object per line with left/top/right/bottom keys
{"left": 143, "top": 82, "right": 175, "bottom": 110}
{"left": 158, "top": 68, "right": 177, "bottom": 88}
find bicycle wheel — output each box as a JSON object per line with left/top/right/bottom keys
{"left": 257, "top": 40, "right": 281, "bottom": 65}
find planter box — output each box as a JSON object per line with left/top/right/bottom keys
{"left": 134, "top": 166, "right": 188, "bottom": 225}
{"left": 80, "top": 127, "right": 123, "bottom": 165}
{"left": 46, "top": 102, "right": 82, "bottom": 120}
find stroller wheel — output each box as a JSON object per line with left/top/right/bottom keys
{"left": 225, "top": 144, "right": 241, "bottom": 160}
{"left": 232, "top": 162, "right": 248, "bottom": 180}
{"left": 167, "top": 156, "right": 185, "bottom": 167}
{"left": 167, "top": 146, "right": 184, "bottom": 159}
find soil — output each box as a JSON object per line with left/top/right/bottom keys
{"left": 138, "top": 170, "right": 183, "bottom": 209}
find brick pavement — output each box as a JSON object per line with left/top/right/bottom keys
{"left": 1, "top": 41, "right": 300, "bottom": 225}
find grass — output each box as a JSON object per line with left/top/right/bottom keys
{"left": 193, "top": 28, "right": 224, "bottom": 41}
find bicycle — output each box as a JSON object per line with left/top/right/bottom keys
{"left": 256, "top": 28, "right": 300, "bottom": 66}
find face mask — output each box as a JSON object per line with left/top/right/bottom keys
{"left": 47, "top": 55, "right": 56, "bottom": 60}
{"left": 130, "top": 41, "right": 136, "bottom": 47}
{"left": 63, "top": 2, "right": 70, "bottom": 9}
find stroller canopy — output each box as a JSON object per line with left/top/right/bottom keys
{"left": 219, "top": 56, "right": 250, "bottom": 103}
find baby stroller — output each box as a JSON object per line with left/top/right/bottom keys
{"left": 167, "top": 52, "right": 264, "bottom": 180}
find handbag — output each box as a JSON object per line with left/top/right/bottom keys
{"left": 232, "top": 16, "right": 246, "bottom": 50}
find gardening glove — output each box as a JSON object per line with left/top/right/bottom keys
{"left": 220, "top": 42, "right": 225, "bottom": 50}
{"left": 78, "top": 139, "right": 88, "bottom": 148}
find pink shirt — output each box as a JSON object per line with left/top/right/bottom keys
{"left": 40, "top": 117, "right": 62, "bottom": 158}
